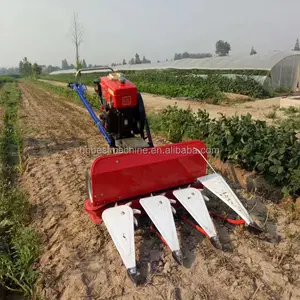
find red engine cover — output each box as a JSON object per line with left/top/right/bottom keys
{"left": 100, "top": 75, "right": 137, "bottom": 109}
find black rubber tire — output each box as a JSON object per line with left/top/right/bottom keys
{"left": 137, "top": 93, "right": 146, "bottom": 138}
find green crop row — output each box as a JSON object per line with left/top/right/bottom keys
{"left": 126, "top": 71, "right": 268, "bottom": 99}
{"left": 149, "top": 105, "right": 300, "bottom": 197}
{"left": 0, "top": 83, "right": 40, "bottom": 298}
{"left": 0, "top": 76, "right": 16, "bottom": 86}
{"left": 37, "top": 80, "right": 100, "bottom": 109}
{"left": 41, "top": 69, "right": 269, "bottom": 100}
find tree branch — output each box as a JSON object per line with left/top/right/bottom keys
{"left": 72, "top": 13, "right": 83, "bottom": 46}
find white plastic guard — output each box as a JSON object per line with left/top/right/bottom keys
{"left": 102, "top": 205, "right": 136, "bottom": 269}
{"left": 139, "top": 195, "right": 180, "bottom": 252}
{"left": 197, "top": 173, "right": 253, "bottom": 225}
{"left": 173, "top": 187, "right": 217, "bottom": 238}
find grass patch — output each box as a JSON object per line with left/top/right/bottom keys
{"left": 0, "top": 83, "right": 40, "bottom": 298}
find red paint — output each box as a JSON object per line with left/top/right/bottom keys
{"left": 150, "top": 225, "right": 169, "bottom": 247}
{"left": 181, "top": 215, "right": 209, "bottom": 237}
{"left": 100, "top": 75, "right": 137, "bottom": 109}
{"left": 83, "top": 139, "right": 247, "bottom": 229}
{"left": 209, "top": 211, "right": 246, "bottom": 225}
{"left": 90, "top": 140, "right": 207, "bottom": 207}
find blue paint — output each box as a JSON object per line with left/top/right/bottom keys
{"left": 68, "top": 83, "right": 114, "bottom": 147}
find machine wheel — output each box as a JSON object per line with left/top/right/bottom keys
{"left": 85, "top": 170, "right": 93, "bottom": 203}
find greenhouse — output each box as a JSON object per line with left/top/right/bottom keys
{"left": 50, "top": 50, "right": 300, "bottom": 92}
{"left": 114, "top": 50, "right": 300, "bottom": 93}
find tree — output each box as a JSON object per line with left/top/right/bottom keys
{"left": 135, "top": 53, "right": 141, "bottom": 64}
{"left": 122, "top": 58, "right": 127, "bottom": 65}
{"left": 32, "top": 63, "right": 42, "bottom": 78}
{"left": 215, "top": 40, "right": 231, "bottom": 56}
{"left": 19, "top": 57, "right": 32, "bottom": 76}
{"left": 46, "top": 65, "right": 60, "bottom": 73}
{"left": 0, "top": 67, "right": 20, "bottom": 75}
{"left": 61, "top": 59, "right": 69, "bottom": 69}
{"left": 128, "top": 58, "right": 135, "bottom": 65}
{"left": 250, "top": 47, "right": 257, "bottom": 55}
{"left": 76, "top": 60, "right": 83, "bottom": 69}
{"left": 294, "top": 38, "right": 300, "bottom": 51}
{"left": 71, "top": 13, "right": 83, "bottom": 70}
{"left": 88, "top": 64, "right": 93, "bottom": 68}
{"left": 18, "top": 57, "right": 42, "bottom": 78}
{"left": 174, "top": 52, "right": 212, "bottom": 60}
{"left": 142, "top": 56, "right": 151, "bottom": 63}
{"left": 82, "top": 59, "right": 87, "bottom": 68}
{"left": 182, "top": 52, "right": 189, "bottom": 59}
{"left": 174, "top": 53, "right": 182, "bottom": 60}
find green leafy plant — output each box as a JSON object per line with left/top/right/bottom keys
{"left": 150, "top": 105, "right": 300, "bottom": 197}
{"left": 41, "top": 69, "right": 269, "bottom": 100}
{"left": 277, "top": 106, "right": 300, "bottom": 131}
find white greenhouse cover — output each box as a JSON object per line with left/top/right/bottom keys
{"left": 49, "top": 50, "right": 300, "bottom": 75}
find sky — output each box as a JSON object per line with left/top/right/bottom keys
{"left": 1, "top": 0, "right": 300, "bottom": 68}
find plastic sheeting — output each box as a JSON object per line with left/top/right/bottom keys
{"left": 50, "top": 50, "right": 300, "bottom": 74}
{"left": 49, "top": 51, "right": 300, "bottom": 91}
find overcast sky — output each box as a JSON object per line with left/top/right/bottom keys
{"left": 1, "top": 0, "right": 300, "bottom": 68}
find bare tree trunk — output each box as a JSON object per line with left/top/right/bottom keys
{"left": 72, "top": 13, "right": 83, "bottom": 69}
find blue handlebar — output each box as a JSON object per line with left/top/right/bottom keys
{"left": 68, "top": 83, "right": 114, "bottom": 147}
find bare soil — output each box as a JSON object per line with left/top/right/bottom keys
{"left": 19, "top": 81, "right": 300, "bottom": 300}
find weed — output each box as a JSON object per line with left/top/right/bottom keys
{"left": 276, "top": 107, "right": 300, "bottom": 131}
{"left": 0, "top": 83, "right": 40, "bottom": 298}
{"left": 264, "top": 110, "right": 277, "bottom": 119}
{"left": 280, "top": 106, "right": 300, "bottom": 115}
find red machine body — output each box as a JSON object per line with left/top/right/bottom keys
{"left": 84, "top": 140, "right": 208, "bottom": 223}
{"left": 70, "top": 69, "right": 262, "bottom": 282}
{"left": 100, "top": 74, "right": 138, "bottom": 109}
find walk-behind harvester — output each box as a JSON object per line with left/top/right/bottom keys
{"left": 68, "top": 68, "right": 262, "bottom": 284}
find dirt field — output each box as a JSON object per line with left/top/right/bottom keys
{"left": 39, "top": 79, "right": 283, "bottom": 123}
{"left": 18, "top": 81, "right": 300, "bottom": 300}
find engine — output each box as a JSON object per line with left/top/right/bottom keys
{"left": 93, "top": 73, "right": 145, "bottom": 140}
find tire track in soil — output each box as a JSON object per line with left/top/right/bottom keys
{"left": 18, "top": 81, "right": 300, "bottom": 300}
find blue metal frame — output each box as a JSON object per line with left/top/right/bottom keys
{"left": 68, "top": 83, "right": 115, "bottom": 147}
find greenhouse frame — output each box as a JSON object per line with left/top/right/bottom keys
{"left": 50, "top": 50, "right": 300, "bottom": 92}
